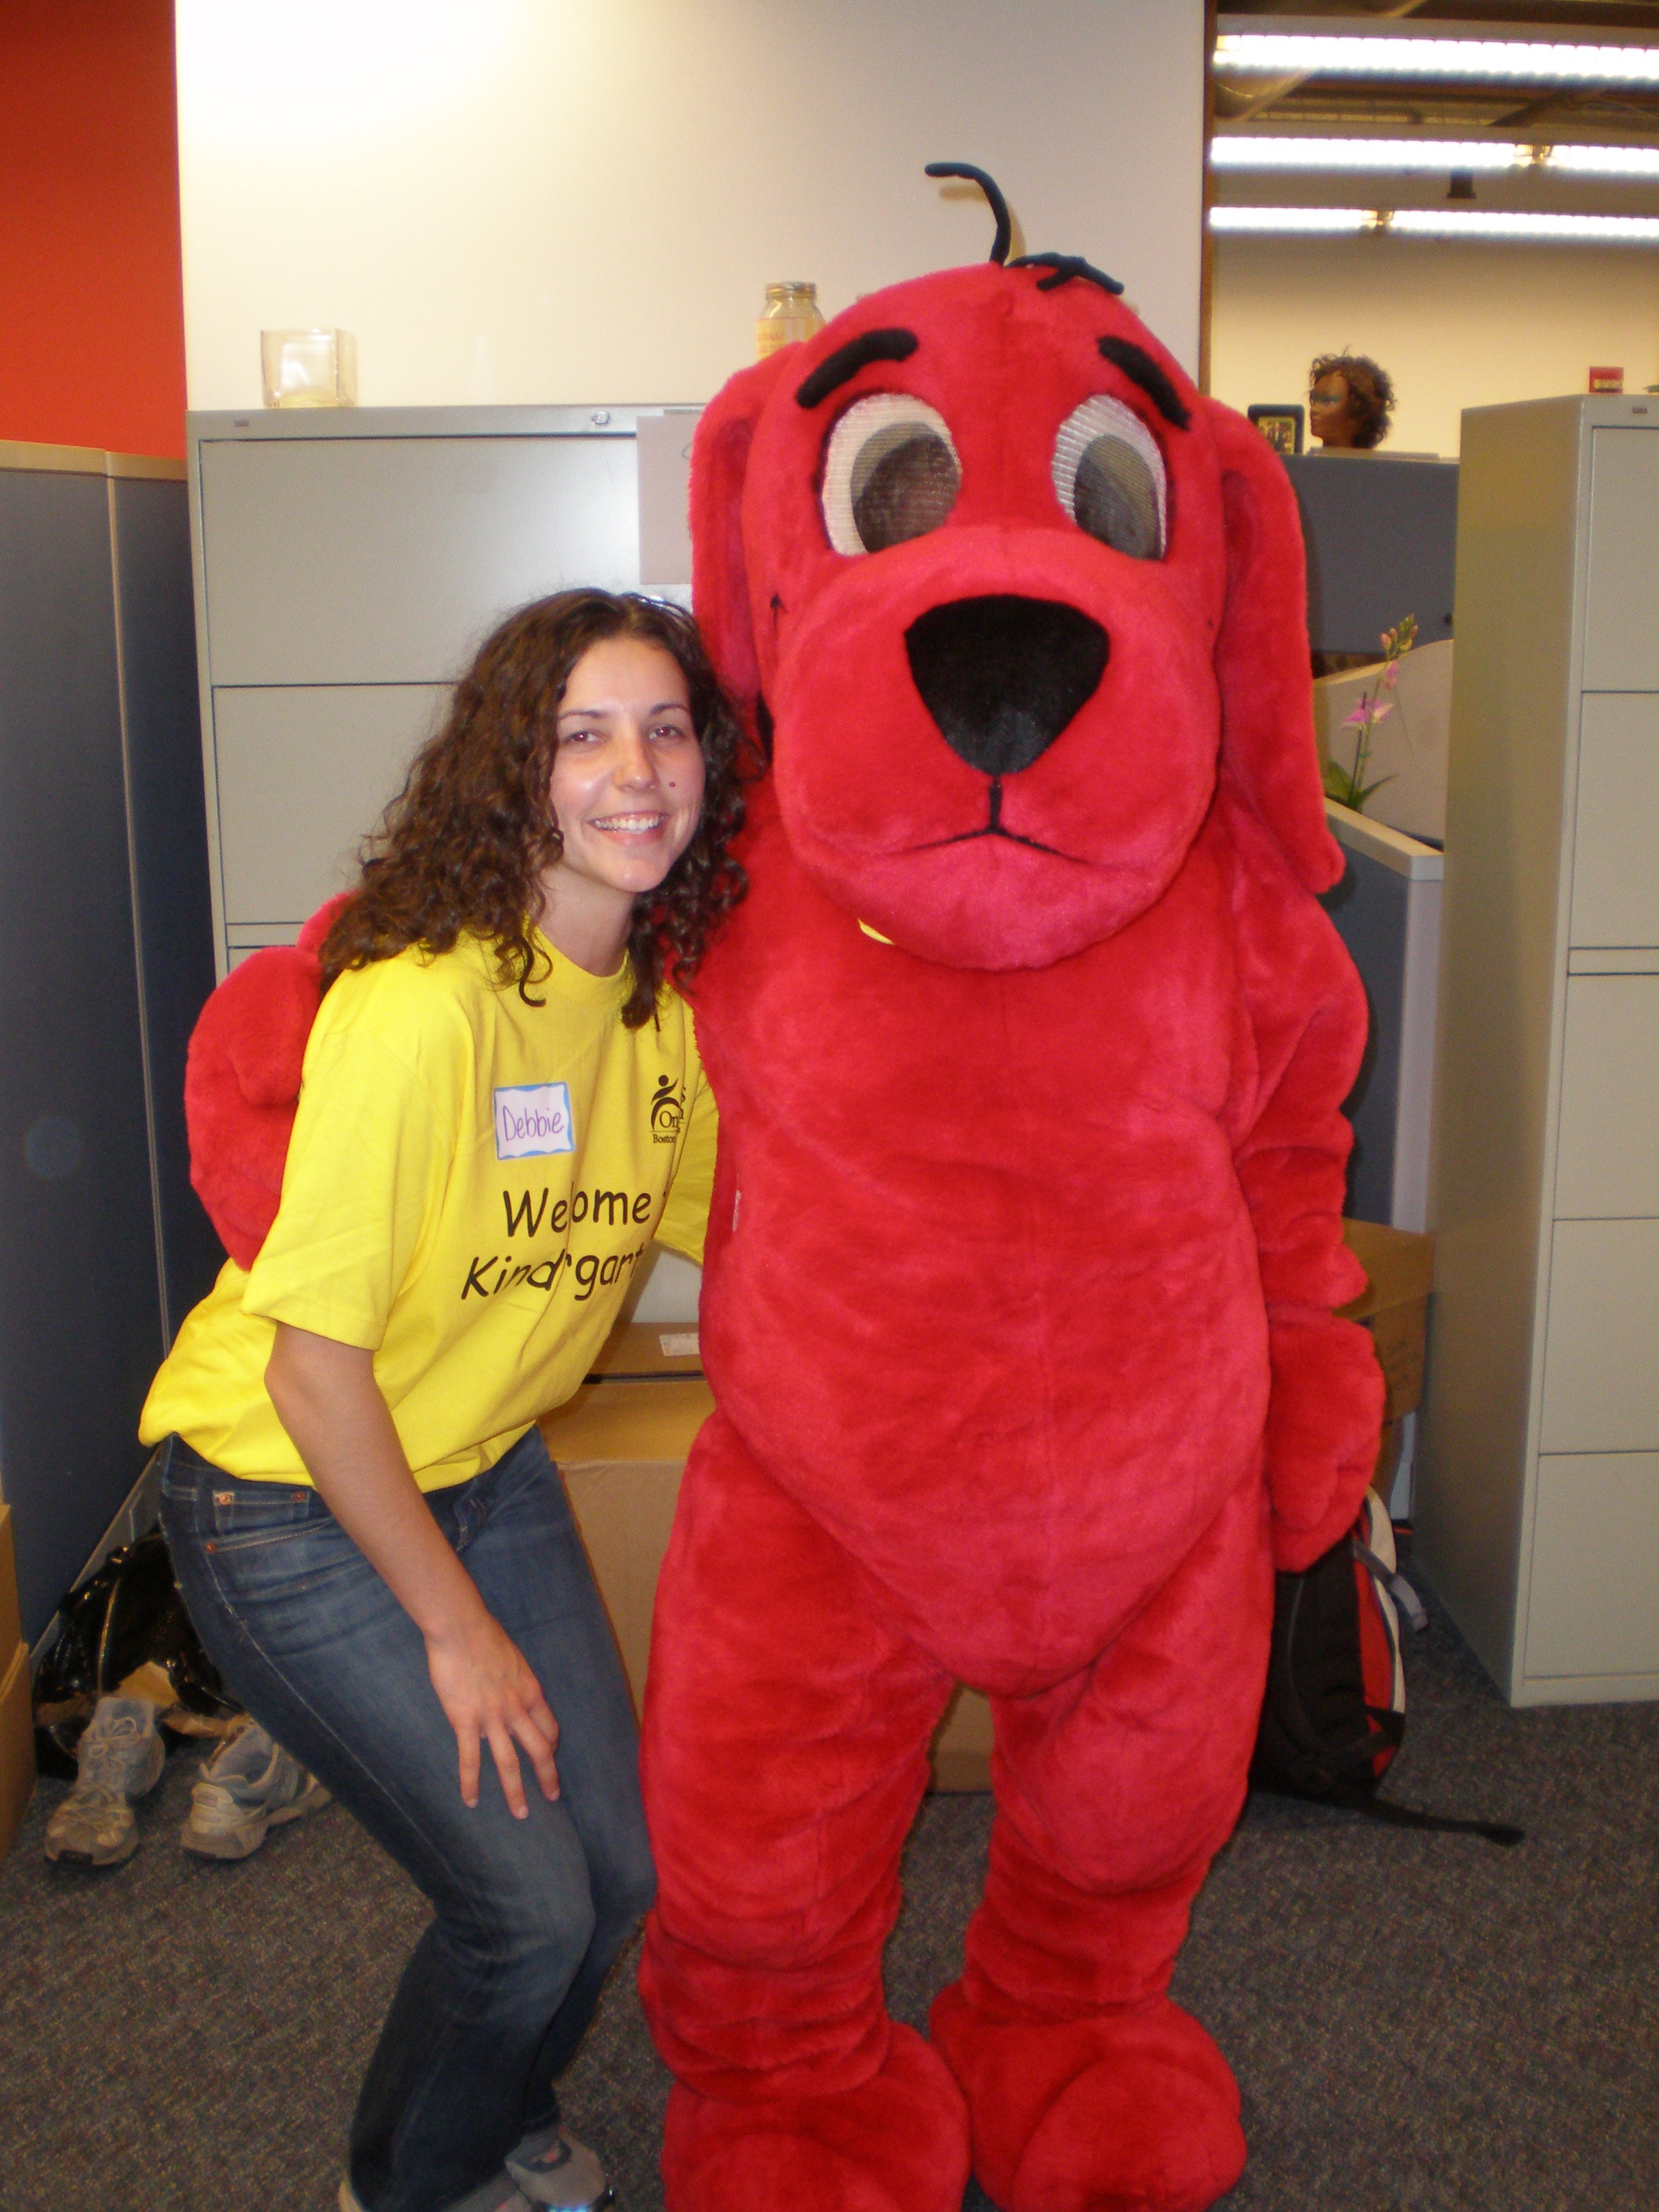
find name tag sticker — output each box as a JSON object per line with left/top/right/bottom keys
{"left": 493, "top": 1082, "right": 575, "bottom": 1159}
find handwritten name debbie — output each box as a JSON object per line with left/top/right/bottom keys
{"left": 500, "top": 1100, "right": 566, "bottom": 1143}
{"left": 493, "top": 1082, "right": 575, "bottom": 1160}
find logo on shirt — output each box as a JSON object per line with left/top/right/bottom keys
{"left": 493, "top": 1082, "right": 575, "bottom": 1160}
{"left": 649, "top": 1074, "right": 684, "bottom": 1145}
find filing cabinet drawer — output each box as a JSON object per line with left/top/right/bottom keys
{"left": 1584, "top": 429, "right": 1659, "bottom": 690}
{"left": 212, "top": 685, "right": 448, "bottom": 926}
{"left": 1555, "top": 975, "right": 1659, "bottom": 1217}
{"left": 1540, "top": 1219, "right": 1659, "bottom": 1452}
{"left": 1570, "top": 694, "right": 1659, "bottom": 948}
{"left": 199, "top": 435, "right": 639, "bottom": 685}
{"left": 1526, "top": 1452, "right": 1659, "bottom": 1678}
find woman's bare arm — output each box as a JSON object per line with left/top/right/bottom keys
{"left": 264, "top": 1322, "right": 560, "bottom": 1816}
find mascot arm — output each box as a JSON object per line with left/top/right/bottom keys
{"left": 1225, "top": 814, "right": 1385, "bottom": 1572}
{"left": 184, "top": 894, "right": 351, "bottom": 1272}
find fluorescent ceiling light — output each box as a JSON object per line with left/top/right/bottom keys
{"left": 1212, "top": 138, "right": 1659, "bottom": 180}
{"left": 1210, "top": 204, "right": 1659, "bottom": 242}
{"left": 1391, "top": 208, "right": 1659, "bottom": 241}
{"left": 1550, "top": 143, "right": 1659, "bottom": 177}
{"left": 1215, "top": 33, "right": 1659, "bottom": 86}
{"left": 1209, "top": 207, "right": 1372, "bottom": 235}
{"left": 1213, "top": 138, "right": 1520, "bottom": 172}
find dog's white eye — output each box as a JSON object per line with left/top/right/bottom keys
{"left": 821, "top": 394, "right": 961, "bottom": 557}
{"left": 1053, "top": 395, "right": 1166, "bottom": 560}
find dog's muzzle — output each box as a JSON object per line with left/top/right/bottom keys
{"left": 904, "top": 595, "right": 1109, "bottom": 778}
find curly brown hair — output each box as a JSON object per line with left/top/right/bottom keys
{"left": 1309, "top": 352, "right": 1395, "bottom": 449}
{"left": 320, "top": 589, "right": 749, "bottom": 1028}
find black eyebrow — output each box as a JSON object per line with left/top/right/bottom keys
{"left": 795, "top": 328, "right": 920, "bottom": 410}
{"left": 1097, "top": 337, "right": 1190, "bottom": 431}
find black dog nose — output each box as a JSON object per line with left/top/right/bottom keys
{"left": 904, "top": 595, "right": 1109, "bottom": 778}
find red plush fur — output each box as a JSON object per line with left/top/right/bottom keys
{"left": 184, "top": 894, "right": 351, "bottom": 1269}
{"left": 638, "top": 262, "right": 1384, "bottom": 2211}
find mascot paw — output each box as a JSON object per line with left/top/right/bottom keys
{"left": 662, "top": 2023, "right": 969, "bottom": 2212}
{"left": 930, "top": 1988, "right": 1245, "bottom": 2212}
{"left": 1264, "top": 1313, "right": 1385, "bottom": 1572}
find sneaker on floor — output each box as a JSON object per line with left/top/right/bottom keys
{"left": 44, "top": 1696, "right": 166, "bottom": 1868}
{"left": 506, "top": 2127, "right": 613, "bottom": 2210}
{"left": 181, "top": 1719, "right": 329, "bottom": 1860}
{"left": 339, "top": 2175, "right": 533, "bottom": 2212}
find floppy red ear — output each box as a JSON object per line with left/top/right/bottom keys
{"left": 689, "top": 349, "right": 796, "bottom": 713}
{"left": 1205, "top": 400, "right": 1343, "bottom": 894}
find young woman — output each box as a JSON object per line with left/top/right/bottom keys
{"left": 142, "top": 590, "right": 746, "bottom": 2212}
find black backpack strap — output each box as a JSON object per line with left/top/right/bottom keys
{"left": 1330, "top": 1782, "right": 1524, "bottom": 1847}
{"left": 1352, "top": 1540, "right": 1429, "bottom": 1633}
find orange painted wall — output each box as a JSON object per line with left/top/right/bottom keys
{"left": 0, "top": 0, "right": 186, "bottom": 459}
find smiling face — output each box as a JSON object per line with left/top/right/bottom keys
{"left": 714, "top": 265, "right": 1236, "bottom": 969}
{"left": 539, "top": 636, "right": 706, "bottom": 971}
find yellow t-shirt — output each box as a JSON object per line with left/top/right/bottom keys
{"left": 140, "top": 929, "right": 716, "bottom": 1488}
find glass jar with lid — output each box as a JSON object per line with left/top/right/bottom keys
{"left": 756, "top": 282, "right": 825, "bottom": 361}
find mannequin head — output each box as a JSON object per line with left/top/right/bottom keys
{"left": 1308, "top": 354, "right": 1394, "bottom": 449}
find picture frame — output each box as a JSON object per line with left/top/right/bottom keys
{"left": 1248, "top": 403, "right": 1305, "bottom": 457}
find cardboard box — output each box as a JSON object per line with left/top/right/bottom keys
{"left": 0, "top": 1502, "right": 30, "bottom": 1861}
{"left": 541, "top": 1345, "right": 994, "bottom": 1789}
{"left": 0, "top": 1639, "right": 33, "bottom": 1863}
{"left": 1340, "top": 1218, "right": 1434, "bottom": 1424}
{"left": 0, "top": 1502, "right": 19, "bottom": 1663}
{"left": 584, "top": 1321, "right": 706, "bottom": 1382}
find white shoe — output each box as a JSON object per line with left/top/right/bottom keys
{"left": 181, "top": 1719, "right": 330, "bottom": 1859}
{"left": 506, "top": 2126, "right": 613, "bottom": 2210}
{"left": 44, "top": 1696, "right": 166, "bottom": 1867}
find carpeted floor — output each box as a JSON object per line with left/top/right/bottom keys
{"left": 1, "top": 1555, "right": 1653, "bottom": 2212}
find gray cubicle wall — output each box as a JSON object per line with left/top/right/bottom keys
{"left": 188, "top": 406, "right": 693, "bottom": 977}
{"left": 0, "top": 447, "right": 217, "bottom": 1644}
{"left": 1285, "top": 454, "right": 1458, "bottom": 657}
{"left": 1319, "top": 803, "right": 1444, "bottom": 1233}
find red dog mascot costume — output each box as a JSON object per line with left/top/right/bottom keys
{"left": 183, "top": 179, "right": 1382, "bottom": 2212}
{"left": 635, "top": 198, "right": 1382, "bottom": 2212}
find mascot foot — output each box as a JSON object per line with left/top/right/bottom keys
{"left": 930, "top": 1987, "right": 1246, "bottom": 2212}
{"left": 662, "top": 2021, "right": 970, "bottom": 2212}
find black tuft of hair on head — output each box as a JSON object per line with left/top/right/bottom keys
{"left": 925, "top": 161, "right": 1012, "bottom": 266}
{"left": 1009, "top": 252, "right": 1125, "bottom": 298}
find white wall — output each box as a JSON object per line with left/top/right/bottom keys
{"left": 1210, "top": 234, "right": 1659, "bottom": 458}
{"left": 176, "top": 0, "right": 1206, "bottom": 412}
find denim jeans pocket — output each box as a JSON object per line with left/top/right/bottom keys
{"left": 203, "top": 1479, "right": 331, "bottom": 1557}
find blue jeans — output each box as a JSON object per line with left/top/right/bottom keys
{"left": 158, "top": 1424, "right": 655, "bottom": 2212}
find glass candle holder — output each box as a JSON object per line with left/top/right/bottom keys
{"left": 260, "top": 329, "right": 359, "bottom": 408}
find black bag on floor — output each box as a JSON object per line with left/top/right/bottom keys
{"left": 32, "top": 1526, "right": 240, "bottom": 1778}
{"left": 1251, "top": 1492, "right": 1522, "bottom": 1845}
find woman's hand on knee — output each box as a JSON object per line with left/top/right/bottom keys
{"left": 424, "top": 1610, "right": 562, "bottom": 1817}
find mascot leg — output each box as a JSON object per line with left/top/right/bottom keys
{"left": 931, "top": 1474, "right": 1274, "bottom": 2212}
{"left": 640, "top": 1412, "right": 971, "bottom": 2212}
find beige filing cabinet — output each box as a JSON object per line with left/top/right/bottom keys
{"left": 186, "top": 406, "right": 694, "bottom": 979}
{"left": 1418, "top": 395, "right": 1659, "bottom": 1706}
